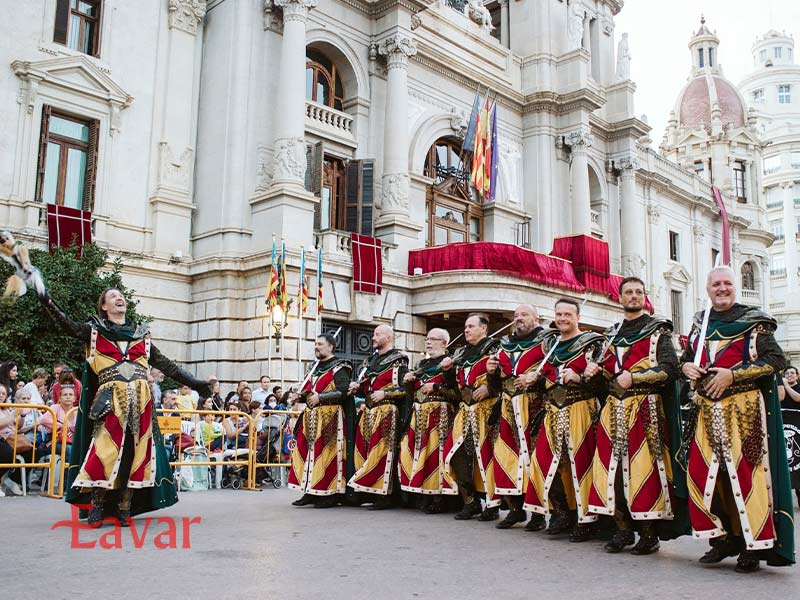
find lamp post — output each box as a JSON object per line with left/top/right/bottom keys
{"left": 271, "top": 299, "right": 292, "bottom": 388}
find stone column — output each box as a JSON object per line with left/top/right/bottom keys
{"left": 377, "top": 33, "right": 417, "bottom": 219}
{"left": 149, "top": 0, "right": 207, "bottom": 257}
{"left": 271, "top": 0, "right": 317, "bottom": 188}
{"left": 618, "top": 157, "right": 644, "bottom": 276}
{"left": 251, "top": 0, "right": 318, "bottom": 248}
{"left": 565, "top": 129, "right": 593, "bottom": 235}
{"left": 499, "top": 0, "right": 510, "bottom": 48}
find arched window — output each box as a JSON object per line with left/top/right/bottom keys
{"left": 306, "top": 49, "right": 344, "bottom": 111}
{"left": 423, "top": 138, "right": 466, "bottom": 183}
{"left": 741, "top": 262, "right": 755, "bottom": 290}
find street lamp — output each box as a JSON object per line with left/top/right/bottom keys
{"left": 271, "top": 299, "right": 292, "bottom": 351}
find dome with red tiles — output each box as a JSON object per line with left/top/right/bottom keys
{"left": 677, "top": 75, "right": 746, "bottom": 133}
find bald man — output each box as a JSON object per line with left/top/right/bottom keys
{"left": 399, "top": 328, "right": 460, "bottom": 513}
{"left": 487, "top": 304, "right": 556, "bottom": 531}
{"left": 348, "top": 324, "right": 409, "bottom": 509}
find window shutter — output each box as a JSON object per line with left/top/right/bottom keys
{"left": 304, "top": 144, "right": 313, "bottom": 191}
{"left": 311, "top": 141, "right": 323, "bottom": 195}
{"left": 344, "top": 159, "right": 360, "bottom": 234}
{"left": 53, "top": 0, "right": 70, "bottom": 45}
{"left": 82, "top": 119, "right": 99, "bottom": 212}
{"left": 35, "top": 106, "right": 52, "bottom": 203}
{"left": 359, "top": 159, "right": 374, "bottom": 237}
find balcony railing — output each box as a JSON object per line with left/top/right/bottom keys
{"left": 740, "top": 289, "right": 761, "bottom": 305}
{"left": 305, "top": 101, "right": 354, "bottom": 137}
{"left": 770, "top": 268, "right": 787, "bottom": 278}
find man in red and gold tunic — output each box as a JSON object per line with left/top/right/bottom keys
{"left": 524, "top": 298, "right": 605, "bottom": 542}
{"left": 442, "top": 313, "right": 502, "bottom": 521}
{"left": 348, "top": 324, "right": 409, "bottom": 510}
{"left": 399, "top": 328, "right": 459, "bottom": 513}
{"left": 681, "top": 266, "right": 794, "bottom": 573}
{"left": 487, "top": 304, "right": 555, "bottom": 531}
{"left": 39, "top": 288, "right": 212, "bottom": 527}
{"left": 288, "top": 333, "right": 352, "bottom": 508}
{"left": 588, "top": 277, "right": 680, "bottom": 554}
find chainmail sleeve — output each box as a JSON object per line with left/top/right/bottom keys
{"left": 38, "top": 295, "right": 91, "bottom": 341}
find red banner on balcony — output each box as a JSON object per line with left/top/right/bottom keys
{"left": 408, "top": 242, "right": 584, "bottom": 292}
{"left": 551, "top": 234, "right": 610, "bottom": 292}
{"left": 351, "top": 233, "right": 382, "bottom": 294}
{"left": 46, "top": 203, "right": 92, "bottom": 254}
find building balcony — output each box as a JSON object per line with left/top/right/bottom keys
{"left": 770, "top": 268, "right": 787, "bottom": 278}
{"left": 305, "top": 101, "right": 355, "bottom": 147}
{"left": 740, "top": 289, "right": 761, "bottom": 306}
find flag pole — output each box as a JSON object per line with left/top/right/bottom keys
{"left": 267, "top": 234, "right": 275, "bottom": 378}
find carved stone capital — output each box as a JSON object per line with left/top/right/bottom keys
{"left": 380, "top": 173, "right": 410, "bottom": 213}
{"left": 559, "top": 129, "right": 594, "bottom": 151}
{"left": 272, "top": 137, "right": 307, "bottom": 183}
{"left": 692, "top": 223, "right": 705, "bottom": 242}
{"left": 616, "top": 155, "right": 639, "bottom": 173}
{"left": 262, "top": 0, "right": 283, "bottom": 33}
{"left": 167, "top": 0, "right": 207, "bottom": 36}
{"left": 378, "top": 34, "right": 418, "bottom": 70}
{"left": 274, "top": 0, "right": 317, "bottom": 24}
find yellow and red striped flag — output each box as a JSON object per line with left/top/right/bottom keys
{"left": 267, "top": 236, "right": 279, "bottom": 310}
{"left": 278, "top": 239, "right": 288, "bottom": 313}
{"left": 297, "top": 246, "right": 308, "bottom": 318}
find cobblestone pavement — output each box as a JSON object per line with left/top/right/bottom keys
{"left": 6, "top": 488, "right": 799, "bottom": 599}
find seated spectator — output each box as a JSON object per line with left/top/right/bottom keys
{"left": 264, "top": 393, "right": 278, "bottom": 410}
{"left": 161, "top": 390, "right": 180, "bottom": 417}
{"left": 208, "top": 376, "right": 223, "bottom": 410}
{"left": 222, "top": 403, "right": 250, "bottom": 450}
{"left": 272, "top": 385, "right": 283, "bottom": 400}
{"left": 200, "top": 413, "right": 224, "bottom": 452}
{"left": 51, "top": 367, "right": 82, "bottom": 406}
{"left": 240, "top": 386, "right": 253, "bottom": 408}
{"left": 0, "top": 385, "right": 35, "bottom": 496}
{"left": 23, "top": 368, "right": 48, "bottom": 406}
{"left": 225, "top": 380, "right": 249, "bottom": 405}
{"left": 38, "top": 384, "right": 77, "bottom": 462}
{"left": 252, "top": 375, "right": 271, "bottom": 405}
{"left": 0, "top": 361, "right": 18, "bottom": 399}
{"left": 176, "top": 384, "right": 196, "bottom": 414}
{"left": 13, "top": 388, "right": 39, "bottom": 445}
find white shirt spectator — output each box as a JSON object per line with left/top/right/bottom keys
{"left": 22, "top": 381, "right": 44, "bottom": 406}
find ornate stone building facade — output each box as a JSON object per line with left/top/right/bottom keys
{"left": 0, "top": 1, "right": 773, "bottom": 384}
{"left": 739, "top": 30, "right": 800, "bottom": 364}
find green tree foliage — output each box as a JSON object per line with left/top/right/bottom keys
{"left": 0, "top": 243, "right": 142, "bottom": 381}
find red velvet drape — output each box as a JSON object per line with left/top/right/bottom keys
{"left": 352, "top": 233, "right": 382, "bottom": 294}
{"left": 46, "top": 204, "right": 92, "bottom": 254}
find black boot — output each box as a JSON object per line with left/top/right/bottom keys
{"left": 630, "top": 524, "right": 660, "bottom": 555}
{"left": 87, "top": 489, "right": 105, "bottom": 529}
{"left": 496, "top": 509, "right": 526, "bottom": 529}
{"left": 367, "top": 496, "right": 392, "bottom": 510}
{"left": 525, "top": 514, "right": 546, "bottom": 532}
{"left": 425, "top": 497, "right": 445, "bottom": 514}
{"left": 604, "top": 529, "right": 635, "bottom": 553}
{"left": 546, "top": 511, "right": 573, "bottom": 535}
{"left": 734, "top": 550, "right": 761, "bottom": 573}
{"left": 78, "top": 509, "right": 89, "bottom": 521}
{"left": 292, "top": 494, "right": 316, "bottom": 507}
{"left": 454, "top": 501, "right": 482, "bottom": 520}
{"left": 478, "top": 506, "right": 499, "bottom": 522}
{"left": 699, "top": 536, "right": 740, "bottom": 564}
{"left": 568, "top": 522, "right": 595, "bottom": 543}
{"left": 314, "top": 496, "right": 339, "bottom": 509}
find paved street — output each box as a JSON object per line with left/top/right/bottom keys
{"left": 7, "top": 488, "right": 800, "bottom": 599}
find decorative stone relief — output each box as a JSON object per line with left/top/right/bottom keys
{"left": 558, "top": 129, "right": 593, "bottom": 152}
{"left": 411, "top": 14, "right": 422, "bottom": 31}
{"left": 167, "top": 0, "right": 207, "bottom": 36}
{"left": 255, "top": 145, "right": 273, "bottom": 192}
{"left": 272, "top": 137, "right": 306, "bottom": 182}
{"left": 378, "top": 34, "right": 417, "bottom": 70}
{"left": 159, "top": 142, "right": 193, "bottom": 191}
{"left": 450, "top": 108, "right": 468, "bottom": 140}
{"left": 567, "top": 1, "right": 585, "bottom": 51}
{"left": 602, "top": 18, "right": 614, "bottom": 36}
{"left": 621, "top": 255, "right": 645, "bottom": 278}
{"left": 647, "top": 201, "right": 661, "bottom": 224}
{"left": 262, "top": 0, "right": 283, "bottom": 33}
{"left": 498, "top": 139, "right": 522, "bottom": 204}
{"left": 463, "top": 0, "right": 494, "bottom": 32}
{"left": 692, "top": 223, "right": 704, "bottom": 242}
{"left": 616, "top": 155, "right": 639, "bottom": 172}
{"left": 380, "top": 173, "right": 410, "bottom": 212}
{"left": 16, "top": 78, "right": 38, "bottom": 114}
{"left": 615, "top": 33, "right": 631, "bottom": 81}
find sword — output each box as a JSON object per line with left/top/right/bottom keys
{"left": 594, "top": 320, "right": 624, "bottom": 367}
{"left": 693, "top": 254, "right": 723, "bottom": 367}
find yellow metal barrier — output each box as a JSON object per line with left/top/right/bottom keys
{"left": 251, "top": 409, "right": 302, "bottom": 488}
{"left": 155, "top": 408, "right": 258, "bottom": 491}
{"left": 0, "top": 403, "right": 60, "bottom": 498}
